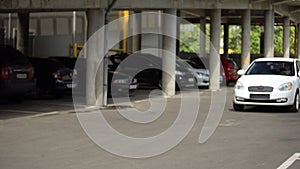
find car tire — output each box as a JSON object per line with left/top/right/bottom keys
{"left": 289, "top": 92, "right": 299, "bottom": 112}
{"left": 233, "top": 102, "right": 244, "bottom": 111}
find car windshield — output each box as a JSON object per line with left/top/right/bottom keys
{"left": 245, "top": 61, "right": 294, "bottom": 76}
{"left": 185, "top": 60, "right": 204, "bottom": 69}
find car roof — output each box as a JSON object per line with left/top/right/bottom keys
{"left": 254, "top": 57, "right": 297, "bottom": 62}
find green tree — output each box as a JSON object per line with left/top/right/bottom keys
{"left": 180, "top": 24, "right": 200, "bottom": 53}
{"left": 274, "top": 26, "right": 283, "bottom": 54}
{"left": 250, "top": 26, "right": 261, "bottom": 54}
{"left": 228, "top": 25, "right": 242, "bottom": 54}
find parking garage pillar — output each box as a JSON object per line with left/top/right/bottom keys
{"left": 162, "top": 9, "right": 177, "bottom": 97}
{"left": 17, "top": 12, "right": 29, "bottom": 56}
{"left": 223, "top": 24, "right": 229, "bottom": 58}
{"left": 132, "top": 11, "right": 141, "bottom": 53}
{"left": 209, "top": 9, "right": 221, "bottom": 91}
{"left": 242, "top": 9, "right": 251, "bottom": 69}
{"left": 297, "top": 23, "right": 300, "bottom": 59}
{"left": 86, "top": 9, "right": 105, "bottom": 106}
{"left": 264, "top": 10, "right": 274, "bottom": 58}
{"left": 283, "top": 16, "right": 290, "bottom": 58}
{"left": 200, "top": 16, "right": 206, "bottom": 57}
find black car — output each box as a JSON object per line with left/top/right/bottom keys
{"left": 109, "top": 53, "right": 196, "bottom": 90}
{"left": 0, "top": 45, "right": 35, "bottom": 101}
{"left": 53, "top": 57, "right": 138, "bottom": 97}
{"left": 29, "top": 58, "right": 75, "bottom": 98}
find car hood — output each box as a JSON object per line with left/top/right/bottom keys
{"left": 190, "top": 68, "right": 209, "bottom": 75}
{"left": 238, "top": 75, "right": 294, "bottom": 87}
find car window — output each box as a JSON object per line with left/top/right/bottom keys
{"left": 246, "top": 61, "right": 295, "bottom": 76}
{"left": 188, "top": 58, "right": 207, "bottom": 69}
{"left": 0, "top": 46, "right": 30, "bottom": 66}
{"left": 176, "top": 59, "right": 193, "bottom": 70}
{"left": 185, "top": 60, "right": 204, "bottom": 69}
{"left": 228, "top": 59, "right": 237, "bottom": 67}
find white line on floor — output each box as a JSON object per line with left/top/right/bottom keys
{"left": 277, "top": 153, "right": 300, "bottom": 169}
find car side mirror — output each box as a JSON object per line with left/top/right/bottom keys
{"left": 298, "top": 71, "right": 300, "bottom": 77}
{"left": 237, "top": 69, "right": 245, "bottom": 76}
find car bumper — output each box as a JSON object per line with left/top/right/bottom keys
{"left": 177, "top": 76, "right": 196, "bottom": 88}
{"left": 0, "top": 80, "right": 35, "bottom": 97}
{"left": 234, "top": 89, "right": 295, "bottom": 106}
{"left": 55, "top": 80, "right": 76, "bottom": 90}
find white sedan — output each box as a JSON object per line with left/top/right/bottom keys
{"left": 233, "top": 58, "right": 300, "bottom": 112}
{"left": 182, "top": 59, "right": 224, "bottom": 88}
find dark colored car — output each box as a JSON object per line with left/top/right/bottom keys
{"left": 109, "top": 53, "right": 196, "bottom": 90}
{"left": 221, "top": 57, "right": 238, "bottom": 85}
{"left": 0, "top": 45, "right": 35, "bottom": 100}
{"left": 53, "top": 57, "right": 138, "bottom": 97}
{"left": 29, "top": 57, "right": 75, "bottom": 98}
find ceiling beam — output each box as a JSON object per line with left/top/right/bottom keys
{"left": 272, "top": 0, "right": 290, "bottom": 6}
{"left": 289, "top": 6, "right": 300, "bottom": 14}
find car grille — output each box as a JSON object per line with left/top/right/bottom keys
{"left": 248, "top": 86, "right": 273, "bottom": 92}
{"left": 250, "top": 94, "right": 270, "bottom": 100}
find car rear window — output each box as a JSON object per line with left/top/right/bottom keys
{"left": 0, "top": 46, "right": 30, "bottom": 66}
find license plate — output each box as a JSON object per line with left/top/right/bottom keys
{"left": 250, "top": 94, "right": 270, "bottom": 100}
{"left": 62, "top": 76, "right": 72, "bottom": 81}
{"left": 67, "top": 83, "right": 76, "bottom": 88}
{"left": 188, "top": 78, "right": 194, "bottom": 82}
{"left": 130, "top": 84, "right": 138, "bottom": 89}
{"left": 16, "top": 73, "right": 27, "bottom": 79}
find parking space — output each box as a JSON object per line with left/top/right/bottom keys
{"left": 1, "top": 87, "right": 300, "bottom": 169}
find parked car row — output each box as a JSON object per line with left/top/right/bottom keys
{"left": 108, "top": 53, "right": 196, "bottom": 90}
{"left": 0, "top": 45, "right": 237, "bottom": 102}
{"left": 179, "top": 52, "right": 238, "bottom": 87}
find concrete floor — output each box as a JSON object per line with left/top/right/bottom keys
{"left": 1, "top": 88, "right": 300, "bottom": 169}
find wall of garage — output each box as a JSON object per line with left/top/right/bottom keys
{"left": 0, "top": 12, "right": 86, "bottom": 57}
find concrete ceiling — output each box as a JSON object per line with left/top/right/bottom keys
{"left": 1, "top": 0, "right": 300, "bottom": 23}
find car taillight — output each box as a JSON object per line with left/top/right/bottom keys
{"left": 53, "top": 71, "right": 62, "bottom": 80}
{"left": 1, "top": 66, "right": 9, "bottom": 79}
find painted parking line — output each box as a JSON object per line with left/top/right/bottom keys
{"left": 277, "top": 153, "right": 300, "bottom": 169}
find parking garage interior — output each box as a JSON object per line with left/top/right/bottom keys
{"left": 1, "top": 0, "right": 300, "bottom": 106}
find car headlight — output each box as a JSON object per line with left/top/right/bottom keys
{"left": 235, "top": 81, "right": 244, "bottom": 90}
{"left": 278, "top": 82, "right": 293, "bottom": 91}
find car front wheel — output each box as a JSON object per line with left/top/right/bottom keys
{"left": 233, "top": 102, "right": 244, "bottom": 111}
{"left": 289, "top": 92, "right": 299, "bottom": 112}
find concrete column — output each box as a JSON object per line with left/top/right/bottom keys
{"left": 242, "top": 9, "right": 251, "bottom": 69}
{"left": 200, "top": 16, "right": 206, "bottom": 57}
{"left": 86, "top": 9, "right": 105, "bottom": 106}
{"left": 283, "top": 16, "right": 290, "bottom": 58}
{"left": 297, "top": 23, "right": 300, "bottom": 59}
{"left": 163, "top": 9, "right": 177, "bottom": 96}
{"left": 223, "top": 24, "right": 229, "bottom": 58}
{"left": 264, "top": 9, "right": 274, "bottom": 58}
{"left": 17, "top": 12, "right": 29, "bottom": 56}
{"left": 176, "top": 10, "right": 180, "bottom": 56}
{"left": 209, "top": 9, "right": 221, "bottom": 91}
{"left": 132, "top": 11, "right": 141, "bottom": 53}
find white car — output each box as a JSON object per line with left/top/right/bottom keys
{"left": 233, "top": 58, "right": 300, "bottom": 112}
{"left": 182, "top": 59, "right": 224, "bottom": 88}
